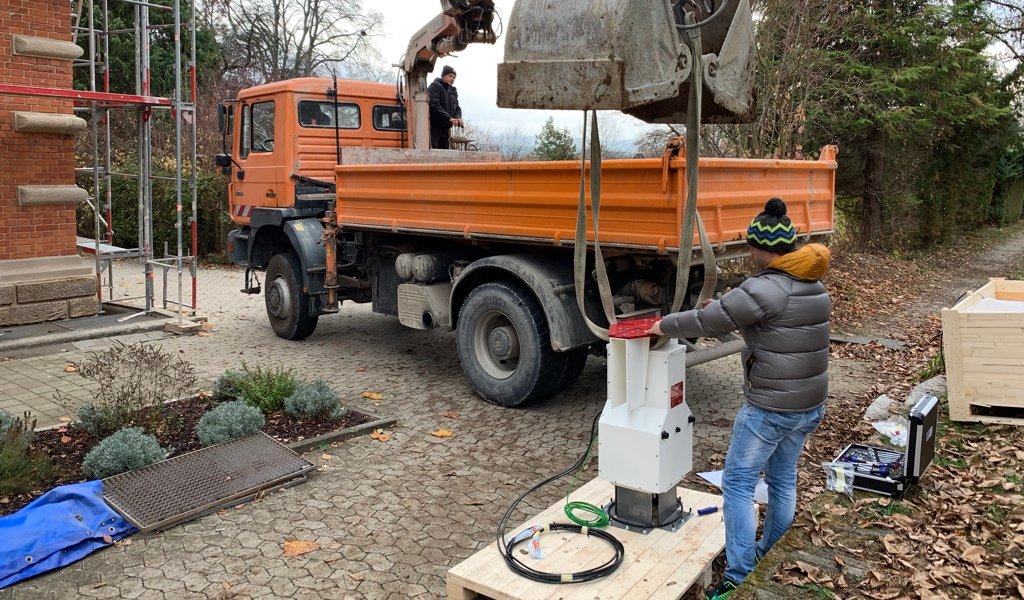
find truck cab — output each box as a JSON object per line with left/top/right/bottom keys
{"left": 219, "top": 78, "right": 407, "bottom": 224}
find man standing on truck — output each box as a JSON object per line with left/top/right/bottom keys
{"left": 428, "top": 65, "right": 463, "bottom": 149}
{"left": 647, "top": 198, "right": 833, "bottom": 600}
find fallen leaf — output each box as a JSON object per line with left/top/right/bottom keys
{"left": 349, "top": 573, "right": 365, "bottom": 582}
{"left": 320, "top": 453, "right": 332, "bottom": 460}
{"left": 355, "top": 367, "right": 366, "bottom": 372}
{"left": 282, "top": 540, "right": 320, "bottom": 557}
{"left": 60, "top": 435, "right": 71, "bottom": 444}
{"left": 961, "top": 545, "right": 985, "bottom": 565}
{"left": 197, "top": 331, "right": 211, "bottom": 337}
{"left": 58, "top": 416, "right": 72, "bottom": 423}
{"left": 201, "top": 321, "right": 214, "bottom": 330}
{"left": 431, "top": 429, "right": 454, "bottom": 438}
{"left": 370, "top": 429, "right": 391, "bottom": 442}
{"left": 443, "top": 411, "right": 459, "bottom": 419}
{"left": 64, "top": 365, "right": 78, "bottom": 373}
{"left": 102, "top": 535, "right": 113, "bottom": 544}
{"left": 123, "top": 539, "right": 132, "bottom": 546}
{"left": 362, "top": 392, "right": 383, "bottom": 400}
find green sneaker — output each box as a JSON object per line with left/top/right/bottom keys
{"left": 706, "top": 579, "right": 738, "bottom": 600}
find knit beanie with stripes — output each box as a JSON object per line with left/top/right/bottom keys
{"left": 746, "top": 198, "right": 797, "bottom": 253}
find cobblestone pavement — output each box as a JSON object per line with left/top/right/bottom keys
{"left": 0, "top": 263, "right": 874, "bottom": 599}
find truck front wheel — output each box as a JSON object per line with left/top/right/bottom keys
{"left": 265, "top": 253, "right": 318, "bottom": 340}
{"left": 456, "top": 281, "right": 562, "bottom": 407}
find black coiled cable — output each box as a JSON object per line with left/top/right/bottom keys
{"left": 495, "top": 413, "right": 626, "bottom": 584}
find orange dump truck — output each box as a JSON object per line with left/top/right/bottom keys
{"left": 217, "top": 78, "right": 837, "bottom": 407}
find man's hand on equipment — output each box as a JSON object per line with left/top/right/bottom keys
{"left": 450, "top": 117, "right": 463, "bottom": 128}
{"left": 646, "top": 320, "right": 663, "bottom": 336}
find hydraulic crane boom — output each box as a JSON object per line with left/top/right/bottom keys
{"left": 402, "top": 1, "right": 497, "bottom": 149}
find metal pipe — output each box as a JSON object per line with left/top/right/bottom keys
{"left": 173, "top": 0, "right": 184, "bottom": 324}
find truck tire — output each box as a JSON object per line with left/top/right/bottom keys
{"left": 456, "top": 281, "right": 562, "bottom": 407}
{"left": 265, "top": 253, "right": 318, "bottom": 340}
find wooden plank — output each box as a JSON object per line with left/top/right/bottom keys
{"left": 447, "top": 480, "right": 724, "bottom": 600}
{"left": 941, "top": 307, "right": 968, "bottom": 421}
{"left": 994, "top": 291, "right": 1024, "bottom": 301}
{"left": 958, "top": 412, "right": 1024, "bottom": 427}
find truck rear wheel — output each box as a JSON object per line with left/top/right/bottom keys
{"left": 456, "top": 281, "right": 562, "bottom": 407}
{"left": 265, "top": 252, "right": 318, "bottom": 340}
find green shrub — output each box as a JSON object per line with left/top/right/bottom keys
{"left": 0, "top": 414, "right": 52, "bottom": 496}
{"left": 56, "top": 341, "right": 199, "bottom": 437}
{"left": 196, "top": 400, "right": 265, "bottom": 446}
{"left": 76, "top": 403, "right": 128, "bottom": 438}
{"left": 235, "top": 364, "right": 297, "bottom": 412}
{"left": 82, "top": 427, "right": 166, "bottom": 479}
{"left": 0, "top": 409, "right": 32, "bottom": 450}
{"left": 285, "top": 380, "right": 346, "bottom": 422}
{"left": 212, "top": 369, "right": 247, "bottom": 401}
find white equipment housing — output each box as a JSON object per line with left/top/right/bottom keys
{"left": 599, "top": 335, "right": 693, "bottom": 529}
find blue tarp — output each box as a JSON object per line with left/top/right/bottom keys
{"left": 0, "top": 480, "right": 136, "bottom": 589}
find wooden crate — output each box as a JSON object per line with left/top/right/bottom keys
{"left": 941, "top": 278, "right": 1024, "bottom": 425}
{"left": 447, "top": 479, "right": 724, "bottom": 600}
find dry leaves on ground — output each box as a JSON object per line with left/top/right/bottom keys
{"left": 282, "top": 540, "right": 320, "bottom": 557}
{"left": 369, "top": 428, "right": 390, "bottom": 442}
{"left": 430, "top": 429, "right": 454, "bottom": 438}
{"left": 362, "top": 392, "right": 384, "bottom": 401}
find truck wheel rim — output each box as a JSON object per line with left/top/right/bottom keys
{"left": 267, "top": 275, "right": 292, "bottom": 320}
{"left": 473, "top": 310, "right": 520, "bottom": 379}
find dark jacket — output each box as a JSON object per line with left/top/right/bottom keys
{"left": 428, "top": 77, "right": 461, "bottom": 128}
{"left": 659, "top": 243, "right": 832, "bottom": 413}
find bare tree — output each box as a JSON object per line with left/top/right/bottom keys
{"left": 473, "top": 126, "right": 533, "bottom": 161}
{"left": 206, "top": 0, "right": 383, "bottom": 82}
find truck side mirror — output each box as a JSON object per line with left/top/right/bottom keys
{"left": 214, "top": 153, "right": 232, "bottom": 176}
{"left": 218, "top": 105, "right": 227, "bottom": 134}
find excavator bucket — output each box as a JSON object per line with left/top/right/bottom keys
{"left": 496, "top": 0, "right": 755, "bottom": 123}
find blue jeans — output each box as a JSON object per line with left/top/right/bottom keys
{"left": 722, "top": 402, "right": 825, "bottom": 584}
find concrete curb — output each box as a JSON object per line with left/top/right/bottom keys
{"left": 0, "top": 320, "right": 169, "bottom": 354}
{"left": 286, "top": 415, "right": 397, "bottom": 454}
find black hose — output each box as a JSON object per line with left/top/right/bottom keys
{"left": 494, "top": 413, "right": 626, "bottom": 584}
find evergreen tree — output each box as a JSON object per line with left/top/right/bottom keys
{"left": 533, "top": 117, "right": 577, "bottom": 161}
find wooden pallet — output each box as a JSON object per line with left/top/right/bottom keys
{"left": 447, "top": 479, "right": 724, "bottom": 600}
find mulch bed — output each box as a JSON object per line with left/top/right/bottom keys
{"left": 0, "top": 396, "right": 374, "bottom": 517}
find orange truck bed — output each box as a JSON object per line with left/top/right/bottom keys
{"left": 333, "top": 146, "right": 837, "bottom": 255}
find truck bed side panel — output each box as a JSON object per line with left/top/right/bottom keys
{"left": 332, "top": 154, "right": 836, "bottom": 253}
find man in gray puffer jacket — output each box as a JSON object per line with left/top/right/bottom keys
{"left": 648, "top": 197, "right": 832, "bottom": 600}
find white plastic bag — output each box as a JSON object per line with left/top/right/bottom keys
{"left": 822, "top": 462, "right": 855, "bottom": 500}
{"left": 872, "top": 416, "right": 910, "bottom": 447}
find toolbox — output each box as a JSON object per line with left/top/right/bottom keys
{"left": 834, "top": 394, "right": 939, "bottom": 496}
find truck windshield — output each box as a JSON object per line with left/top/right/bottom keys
{"left": 298, "top": 101, "right": 359, "bottom": 129}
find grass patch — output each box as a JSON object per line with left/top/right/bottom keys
{"left": 933, "top": 455, "right": 967, "bottom": 468}
{"left": 918, "top": 350, "right": 944, "bottom": 380}
{"left": 986, "top": 505, "right": 1010, "bottom": 523}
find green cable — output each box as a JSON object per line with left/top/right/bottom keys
{"left": 563, "top": 422, "right": 611, "bottom": 528}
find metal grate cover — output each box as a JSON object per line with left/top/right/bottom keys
{"left": 103, "top": 432, "right": 314, "bottom": 532}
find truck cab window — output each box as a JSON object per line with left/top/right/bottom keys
{"left": 372, "top": 105, "right": 407, "bottom": 131}
{"left": 298, "top": 101, "right": 359, "bottom": 129}
{"left": 250, "top": 101, "right": 276, "bottom": 153}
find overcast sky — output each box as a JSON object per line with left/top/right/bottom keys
{"left": 372, "top": 0, "right": 653, "bottom": 150}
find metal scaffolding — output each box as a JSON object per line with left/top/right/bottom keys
{"left": 7, "top": 0, "right": 200, "bottom": 321}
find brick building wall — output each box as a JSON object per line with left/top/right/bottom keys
{"left": 1, "top": 0, "right": 79, "bottom": 260}
{"left": 0, "top": 0, "right": 97, "bottom": 325}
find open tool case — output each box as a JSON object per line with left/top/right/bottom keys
{"left": 834, "top": 394, "right": 939, "bottom": 496}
